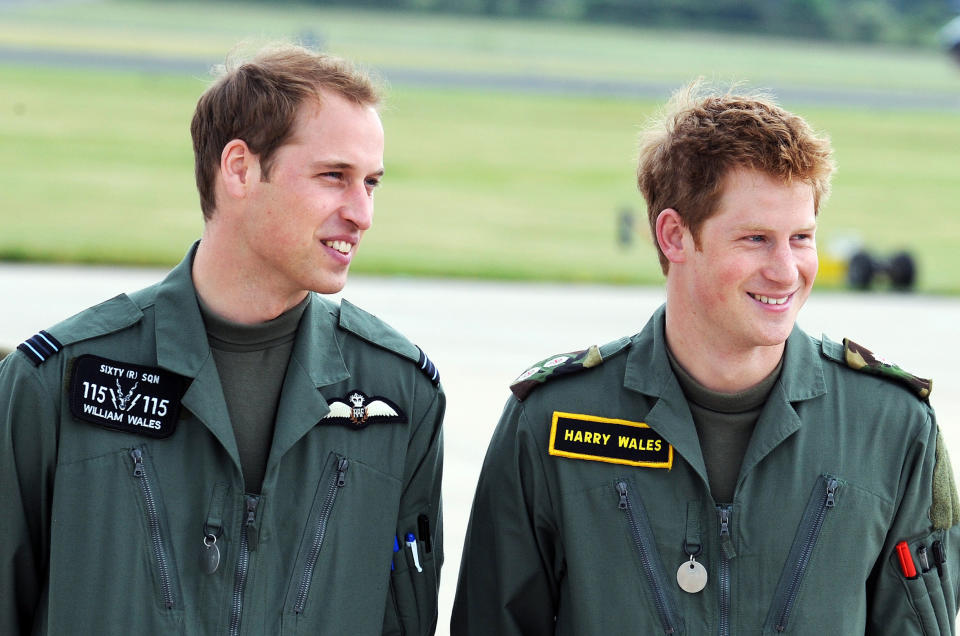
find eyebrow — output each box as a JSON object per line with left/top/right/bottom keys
{"left": 734, "top": 223, "right": 817, "bottom": 233}
{"left": 310, "top": 161, "right": 384, "bottom": 178}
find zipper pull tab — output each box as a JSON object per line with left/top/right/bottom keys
{"left": 130, "top": 448, "right": 144, "bottom": 477}
{"left": 336, "top": 458, "right": 349, "bottom": 487}
{"left": 718, "top": 506, "right": 737, "bottom": 559}
{"left": 825, "top": 479, "right": 838, "bottom": 508}
{"left": 245, "top": 496, "right": 260, "bottom": 551}
{"left": 616, "top": 482, "right": 628, "bottom": 510}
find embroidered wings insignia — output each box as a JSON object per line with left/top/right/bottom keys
{"left": 321, "top": 390, "right": 407, "bottom": 430}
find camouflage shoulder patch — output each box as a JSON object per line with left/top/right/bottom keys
{"left": 510, "top": 337, "right": 630, "bottom": 401}
{"left": 931, "top": 427, "right": 960, "bottom": 530}
{"left": 843, "top": 338, "right": 932, "bottom": 400}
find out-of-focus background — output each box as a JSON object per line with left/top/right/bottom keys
{"left": 2, "top": 1, "right": 960, "bottom": 633}
{"left": 2, "top": 0, "right": 960, "bottom": 289}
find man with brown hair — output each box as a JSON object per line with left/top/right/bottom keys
{"left": 0, "top": 45, "right": 443, "bottom": 635}
{"left": 452, "top": 85, "right": 959, "bottom": 634}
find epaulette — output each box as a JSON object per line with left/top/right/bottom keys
{"left": 17, "top": 330, "right": 64, "bottom": 366}
{"left": 510, "top": 336, "right": 631, "bottom": 401}
{"left": 14, "top": 294, "right": 143, "bottom": 367}
{"left": 822, "top": 336, "right": 931, "bottom": 401}
{"left": 338, "top": 299, "right": 440, "bottom": 386}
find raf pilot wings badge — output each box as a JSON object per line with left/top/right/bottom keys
{"left": 322, "top": 390, "right": 407, "bottom": 430}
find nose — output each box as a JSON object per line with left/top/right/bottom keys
{"left": 341, "top": 182, "right": 374, "bottom": 231}
{"left": 763, "top": 239, "right": 800, "bottom": 287}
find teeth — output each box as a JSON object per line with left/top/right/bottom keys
{"left": 324, "top": 240, "right": 352, "bottom": 255}
{"left": 752, "top": 293, "right": 788, "bottom": 305}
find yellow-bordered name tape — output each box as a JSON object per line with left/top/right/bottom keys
{"left": 549, "top": 411, "right": 672, "bottom": 469}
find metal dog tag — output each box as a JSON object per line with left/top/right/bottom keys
{"left": 200, "top": 534, "right": 220, "bottom": 575}
{"left": 677, "top": 556, "right": 708, "bottom": 593}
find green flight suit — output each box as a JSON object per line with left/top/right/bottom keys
{"left": 0, "top": 245, "right": 444, "bottom": 635}
{"left": 452, "top": 306, "right": 960, "bottom": 635}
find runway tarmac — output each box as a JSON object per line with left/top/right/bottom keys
{"left": 2, "top": 262, "right": 958, "bottom": 633}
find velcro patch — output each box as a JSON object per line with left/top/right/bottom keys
{"left": 321, "top": 390, "right": 407, "bottom": 430}
{"left": 69, "top": 355, "right": 183, "bottom": 439}
{"left": 549, "top": 411, "right": 673, "bottom": 469}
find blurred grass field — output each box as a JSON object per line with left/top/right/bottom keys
{"left": 1, "top": 1, "right": 959, "bottom": 291}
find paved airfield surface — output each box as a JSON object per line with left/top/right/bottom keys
{"left": 2, "top": 263, "right": 958, "bottom": 634}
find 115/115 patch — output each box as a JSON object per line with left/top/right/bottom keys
{"left": 69, "top": 355, "right": 184, "bottom": 439}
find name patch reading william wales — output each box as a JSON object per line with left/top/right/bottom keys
{"left": 549, "top": 411, "right": 672, "bottom": 469}
{"left": 69, "top": 355, "right": 183, "bottom": 439}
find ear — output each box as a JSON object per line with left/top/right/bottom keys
{"left": 219, "top": 139, "right": 260, "bottom": 201}
{"left": 655, "top": 208, "right": 689, "bottom": 265}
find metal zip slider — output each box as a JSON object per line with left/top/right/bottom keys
{"left": 130, "top": 448, "right": 176, "bottom": 610}
{"left": 294, "top": 457, "right": 350, "bottom": 615}
{"left": 244, "top": 495, "right": 259, "bottom": 552}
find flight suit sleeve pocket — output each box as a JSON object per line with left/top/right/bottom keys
{"left": 384, "top": 511, "right": 440, "bottom": 636}
{"left": 890, "top": 540, "right": 943, "bottom": 636}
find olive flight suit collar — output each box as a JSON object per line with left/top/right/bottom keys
{"left": 152, "top": 242, "right": 349, "bottom": 475}
{"left": 622, "top": 304, "right": 826, "bottom": 492}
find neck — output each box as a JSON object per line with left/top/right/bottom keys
{"left": 192, "top": 229, "right": 308, "bottom": 325}
{"left": 664, "top": 299, "right": 785, "bottom": 394}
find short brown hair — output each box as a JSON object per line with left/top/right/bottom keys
{"left": 191, "top": 44, "right": 381, "bottom": 219}
{"left": 637, "top": 83, "right": 835, "bottom": 273}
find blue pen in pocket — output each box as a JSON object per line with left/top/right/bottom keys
{"left": 405, "top": 532, "right": 423, "bottom": 573}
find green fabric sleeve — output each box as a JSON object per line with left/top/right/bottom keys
{"left": 451, "top": 397, "right": 561, "bottom": 636}
{"left": 0, "top": 354, "right": 59, "bottom": 635}
{"left": 867, "top": 407, "right": 960, "bottom": 635}
{"left": 382, "top": 385, "right": 446, "bottom": 636}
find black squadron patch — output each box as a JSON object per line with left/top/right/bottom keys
{"left": 69, "top": 355, "right": 184, "bottom": 439}
{"left": 549, "top": 411, "right": 673, "bottom": 469}
{"left": 322, "top": 390, "right": 407, "bottom": 430}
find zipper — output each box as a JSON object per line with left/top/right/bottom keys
{"left": 771, "top": 476, "right": 839, "bottom": 632}
{"left": 130, "top": 448, "right": 176, "bottom": 610}
{"left": 293, "top": 457, "right": 350, "bottom": 614}
{"left": 616, "top": 481, "right": 678, "bottom": 634}
{"left": 717, "top": 506, "right": 735, "bottom": 636}
{"left": 229, "top": 494, "right": 260, "bottom": 636}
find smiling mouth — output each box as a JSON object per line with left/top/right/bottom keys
{"left": 748, "top": 292, "right": 790, "bottom": 306}
{"left": 323, "top": 240, "right": 353, "bottom": 255}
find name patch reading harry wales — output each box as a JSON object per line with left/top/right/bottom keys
{"left": 549, "top": 412, "right": 672, "bottom": 469}
{"left": 69, "top": 355, "right": 183, "bottom": 438}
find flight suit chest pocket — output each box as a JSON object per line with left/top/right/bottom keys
{"left": 559, "top": 478, "right": 685, "bottom": 634}
{"left": 282, "top": 452, "right": 402, "bottom": 634}
{"left": 764, "top": 475, "right": 840, "bottom": 633}
{"left": 759, "top": 474, "right": 905, "bottom": 634}
{"left": 48, "top": 446, "right": 185, "bottom": 633}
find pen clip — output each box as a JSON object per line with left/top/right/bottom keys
{"left": 405, "top": 532, "right": 423, "bottom": 573}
